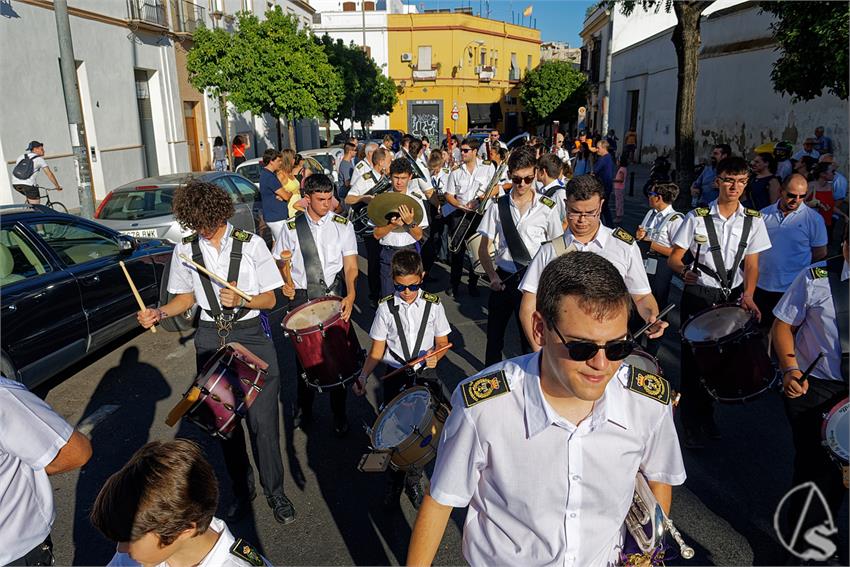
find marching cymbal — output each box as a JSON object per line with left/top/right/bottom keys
{"left": 367, "top": 192, "right": 424, "bottom": 232}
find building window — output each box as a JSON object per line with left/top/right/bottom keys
{"left": 526, "top": 54, "right": 532, "bottom": 74}
{"left": 480, "top": 48, "right": 486, "bottom": 67}
{"left": 509, "top": 52, "right": 519, "bottom": 81}
{"left": 417, "top": 45, "right": 432, "bottom": 71}
{"left": 342, "top": 1, "right": 356, "bottom": 11}
{"left": 364, "top": 1, "right": 375, "bottom": 10}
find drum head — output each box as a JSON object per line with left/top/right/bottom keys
{"left": 284, "top": 297, "right": 342, "bottom": 331}
{"left": 823, "top": 399, "right": 849, "bottom": 464}
{"left": 372, "top": 388, "right": 432, "bottom": 449}
{"left": 683, "top": 305, "right": 751, "bottom": 342}
{"left": 624, "top": 350, "right": 661, "bottom": 375}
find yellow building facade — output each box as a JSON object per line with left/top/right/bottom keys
{"left": 386, "top": 13, "right": 541, "bottom": 142}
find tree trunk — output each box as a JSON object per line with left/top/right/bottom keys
{"left": 275, "top": 117, "right": 282, "bottom": 150}
{"left": 671, "top": 1, "right": 710, "bottom": 211}
{"left": 288, "top": 119, "right": 297, "bottom": 152}
{"left": 324, "top": 117, "right": 332, "bottom": 147}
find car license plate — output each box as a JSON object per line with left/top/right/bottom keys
{"left": 120, "top": 229, "right": 158, "bottom": 238}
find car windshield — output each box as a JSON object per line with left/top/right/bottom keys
{"left": 98, "top": 187, "right": 176, "bottom": 220}
{"left": 237, "top": 163, "right": 261, "bottom": 183}
{"left": 309, "top": 155, "right": 333, "bottom": 171}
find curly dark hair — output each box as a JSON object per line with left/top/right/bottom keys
{"left": 172, "top": 179, "right": 234, "bottom": 233}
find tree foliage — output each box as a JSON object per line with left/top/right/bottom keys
{"left": 186, "top": 25, "right": 235, "bottom": 97}
{"left": 316, "top": 35, "right": 398, "bottom": 130}
{"left": 519, "top": 60, "right": 587, "bottom": 124}
{"left": 760, "top": 1, "right": 849, "bottom": 102}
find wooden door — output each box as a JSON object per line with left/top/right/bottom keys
{"left": 183, "top": 101, "right": 201, "bottom": 171}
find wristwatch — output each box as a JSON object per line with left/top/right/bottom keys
{"left": 404, "top": 222, "right": 416, "bottom": 231}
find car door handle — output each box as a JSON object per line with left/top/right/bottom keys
{"left": 81, "top": 275, "right": 100, "bottom": 285}
{"left": 2, "top": 304, "right": 16, "bottom": 312}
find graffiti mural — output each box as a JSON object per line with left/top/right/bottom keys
{"left": 409, "top": 102, "right": 441, "bottom": 142}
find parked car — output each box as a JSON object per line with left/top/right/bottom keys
{"left": 95, "top": 172, "right": 270, "bottom": 247}
{"left": 236, "top": 150, "right": 340, "bottom": 188}
{"left": 506, "top": 132, "right": 531, "bottom": 149}
{"left": 0, "top": 205, "right": 175, "bottom": 388}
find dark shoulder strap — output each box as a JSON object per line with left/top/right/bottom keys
{"left": 826, "top": 261, "right": 849, "bottom": 380}
{"left": 294, "top": 213, "right": 327, "bottom": 299}
{"left": 387, "top": 301, "right": 411, "bottom": 361}
{"left": 387, "top": 298, "right": 433, "bottom": 364}
{"left": 728, "top": 214, "right": 754, "bottom": 284}
{"left": 701, "top": 214, "right": 729, "bottom": 289}
{"left": 544, "top": 184, "right": 560, "bottom": 198}
{"left": 497, "top": 195, "right": 532, "bottom": 269}
{"left": 192, "top": 238, "right": 247, "bottom": 320}
{"left": 412, "top": 300, "right": 433, "bottom": 357}
{"left": 192, "top": 239, "right": 221, "bottom": 318}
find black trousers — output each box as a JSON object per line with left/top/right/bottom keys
{"left": 364, "top": 234, "right": 382, "bottom": 300}
{"left": 678, "top": 284, "right": 742, "bottom": 431}
{"left": 380, "top": 243, "right": 418, "bottom": 298}
{"left": 288, "top": 290, "right": 348, "bottom": 420}
{"left": 485, "top": 267, "right": 531, "bottom": 366}
{"left": 422, "top": 203, "right": 443, "bottom": 274}
{"left": 195, "top": 320, "right": 285, "bottom": 501}
{"left": 783, "top": 378, "right": 848, "bottom": 543}
{"left": 754, "top": 286, "right": 785, "bottom": 330}
{"left": 447, "top": 211, "right": 479, "bottom": 288}
{"left": 8, "top": 535, "right": 53, "bottom": 566}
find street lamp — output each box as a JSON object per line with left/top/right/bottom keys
{"left": 458, "top": 39, "right": 485, "bottom": 69}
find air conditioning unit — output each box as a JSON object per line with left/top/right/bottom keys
{"left": 401, "top": 52, "right": 412, "bottom": 62}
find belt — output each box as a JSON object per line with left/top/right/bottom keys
{"left": 382, "top": 243, "right": 417, "bottom": 251}
{"left": 198, "top": 316, "right": 260, "bottom": 329}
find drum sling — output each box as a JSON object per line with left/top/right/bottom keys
{"left": 544, "top": 184, "right": 561, "bottom": 198}
{"left": 827, "top": 261, "right": 849, "bottom": 380}
{"left": 191, "top": 238, "right": 249, "bottom": 341}
{"left": 699, "top": 213, "right": 753, "bottom": 298}
{"left": 497, "top": 194, "right": 532, "bottom": 271}
{"left": 295, "top": 213, "right": 333, "bottom": 300}
{"left": 387, "top": 299, "right": 433, "bottom": 373}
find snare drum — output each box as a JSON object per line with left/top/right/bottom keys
{"left": 282, "top": 296, "right": 362, "bottom": 389}
{"left": 186, "top": 342, "right": 267, "bottom": 439}
{"left": 370, "top": 386, "right": 450, "bottom": 471}
{"left": 822, "top": 398, "right": 849, "bottom": 487}
{"left": 465, "top": 232, "right": 497, "bottom": 276}
{"left": 681, "top": 304, "right": 774, "bottom": 402}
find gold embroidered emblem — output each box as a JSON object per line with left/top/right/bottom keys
{"left": 627, "top": 366, "right": 670, "bottom": 405}
{"left": 462, "top": 371, "right": 510, "bottom": 407}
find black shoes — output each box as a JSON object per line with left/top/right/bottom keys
{"left": 268, "top": 494, "right": 297, "bottom": 525}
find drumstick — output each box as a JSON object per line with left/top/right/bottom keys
{"left": 165, "top": 386, "right": 201, "bottom": 426}
{"left": 633, "top": 303, "right": 676, "bottom": 339}
{"left": 795, "top": 352, "right": 825, "bottom": 384}
{"left": 279, "top": 250, "right": 296, "bottom": 300}
{"left": 119, "top": 260, "right": 156, "bottom": 334}
{"left": 178, "top": 254, "right": 253, "bottom": 302}
{"left": 381, "top": 343, "right": 453, "bottom": 381}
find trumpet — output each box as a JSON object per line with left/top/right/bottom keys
{"left": 448, "top": 154, "right": 510, "bottom": 253}
{"left": 621, "top": 474, "right": 694, "bottom": 566}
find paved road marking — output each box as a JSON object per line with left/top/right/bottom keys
{"left": 76, "top": 404, "right": 120, "bottom": 437}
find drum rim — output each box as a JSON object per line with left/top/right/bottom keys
{"left": 681, "top": 303, "right": 755, "bottom": 345}
{"left": 822, "top": 398, "right": 850, "bottom": 463}
{"left": 370, "top": 386, "right": 434, "bottom": 448}
{"left": 282, "top": 295, "right": 344, "bottom": 334}
{"left": 623, "top": 348, "right": 662, "bottom": 375}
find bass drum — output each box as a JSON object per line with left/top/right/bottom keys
{"left": 624, "top": 349, "right": 663, "bottom": 376}
{"left": 822, "top": 398, "right": 849, "bottom": 487}
{"left": 465, "top": 232, "right": 497, "bottom": 277}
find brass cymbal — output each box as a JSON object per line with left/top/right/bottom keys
{"left": 367, "top": 191, "right": 424, "bottom": 232}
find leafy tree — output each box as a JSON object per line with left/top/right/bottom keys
{"left": 188, "top": 8, "right": 343, "bottom": 150}
{"left": 317, "top": 35, "right": 398, "bottom": 137}
{"left": 519, "top": 60, "right": 587, "bottom": 125}
{"left": 616, "top": 0, "right": 711, "bottom": 209}
{"left": 760, "top": 1, "right": 849, "bottom": 102}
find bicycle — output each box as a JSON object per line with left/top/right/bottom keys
{"left": 36, "top": 186, "right": 68, "bottom": 214}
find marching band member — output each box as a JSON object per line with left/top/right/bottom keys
{"left": 346, "top": 147, "right": 391, "bottom": 306}
{"left": 407, "top": 252, "right": 685, "bottom": 567}
{"left": 273, "top": 174, "right": 359, "bottom": 436}
{"left": 536, "top": 152, "right": 568, "bottom": 228}
{"left": 353, "top": 250, "right": 451, "bottom": 509}
{"left": 349, "top": 142, "right": 378, "bottom": 188}
{"left": 372, "top": 158, "right": 430, "bottom": 297}
{"left": 444, "top": 138, "right": 495, "bottom": 298}
{"left": 478, "top": 146, "right": 562, "bottom": 365}
{"left": 772, "top": 232, "right": 848, "bottom": 556}
{"left": 136, "top": 180, "right": 292, "bottom": 525}
{"left": 423, "top": 149, "right": 451, "bottom": 275}
{"left": 518, "top": 175, "right": 665, "bottom": 351}
{"left": 668, "top": 156, "right": 772, "bottom": 449}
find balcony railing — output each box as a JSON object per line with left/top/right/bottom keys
{"left": 171, "top": 0, "right": 206, "bottom": 34}
{"left": 128, "top": 0, "right": 167, "bottom": 28}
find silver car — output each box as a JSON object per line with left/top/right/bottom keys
{"left": 95, "top": 172, "right": 270, "bottom": 246}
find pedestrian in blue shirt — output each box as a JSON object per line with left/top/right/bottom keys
{"left": 593, "top": 140, "right": 615, "bottom": 226}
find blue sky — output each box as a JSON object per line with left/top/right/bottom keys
{"left": 411, "top": 0, "right": 596, "bottom": 46}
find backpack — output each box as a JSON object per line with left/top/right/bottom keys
{"left": 12, "top": 153, "right": 35, "bottom": 180}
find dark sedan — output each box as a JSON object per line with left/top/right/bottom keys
{"left": 0, "top": 205, "right": 174, "bottom": 388}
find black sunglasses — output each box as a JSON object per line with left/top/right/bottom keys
{"left": 460, "top": 148, "right": 473, "bottom": 153}
{"left": 511, "top": 174, "right": 536, "bottom": 186}
{"left": 394, "top": 283, "right": 421, "bottom": 292}
{"left": 785, "top": 193, "right": 807, "bottom": 200}
{"left": 549, "top": 321, "right": 636, "bottom": 361}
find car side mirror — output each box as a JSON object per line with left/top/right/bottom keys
{"left": 118, "top": 234, "right": 138, "bottom": 252}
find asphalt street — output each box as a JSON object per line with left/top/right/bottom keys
{"left": 37, "top": 167, "right": 848, "bottom": 566}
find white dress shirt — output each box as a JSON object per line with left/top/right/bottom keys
{"left": 378, "top": 188, "right": 430, "bottom": 248}
{"left": 272, "top": 211, "right": 358, "bottom": 289}
{"left": 638, "top": 205, "right": 684, "bottom": 248}
{"left": 478, "top": 194, "right": 563, "bottom": 273}
{"left": 445, "top": 161, "right": 496, "bottom": 209}
{"left": 773, "top": 261, "right": 849, "bottom": 382}
{"left": 520, "top": 225, "right": 652, "bottom": 295}
{"left": 757, "top": 201, "right": 828, "bottom": 292}
{"left": 0, "top": 377, "right": 74, "bottom": 566}
{"left": 538, "top": 180, "right": 568, "bottom": 222}
{"left": 349, "top": 159, "right": 376, "bottom": 189}
{"left": 430, "top": 352, "right": 686, "bottom": 567}
{"left": 671, "top": 200, "right": 772, "bottom": 290}
{"left": 369, "top": 291, "right": 451, "bottom": 369}
{"left": 168, "top": 224, "right": 283, "bottom": 321}
{"left": 107, "top": 517, "right": 271, "bottom": 567}
{"left": 348, "top": 165, "right": 384, "bottom": 198}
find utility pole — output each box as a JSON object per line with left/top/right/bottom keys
{"left": 601, "top": 11, "right": 614, "bottom": 135}
{"left": 54, "top": 0, "right": 94, "bottom": 218}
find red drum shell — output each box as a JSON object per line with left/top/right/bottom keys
{"left": 187, "top": 342, "right": 266, "bottom": 439}
{"left": 282, "top": 296, "right": 362, "bottom": 388}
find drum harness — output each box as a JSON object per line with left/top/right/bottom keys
{"left": 191, "top": 238, "right": 250, "bottom": 347}
{"left": 696, "top": 210, "right": 754, "bottom": 301}
{"left": 294, "top": 213, "right": 342, "bottom": 300}
{"left": 640, "top": 209, "right": 683, "bottom": 259}
{"left": 386, "top": 300, "right": 433, "bottom": 379}
{"left": 496, "top": 194, "right": 532, "bottom": 276}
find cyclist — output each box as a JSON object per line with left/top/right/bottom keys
{"left": 12, "top": 141, "right": 62, "bottom": 205}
